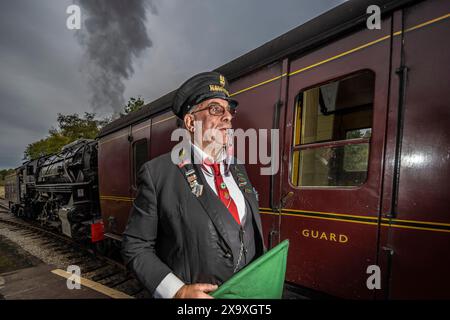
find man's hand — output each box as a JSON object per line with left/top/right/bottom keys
{"left": 173, "top": 283, "right": 218, "bottom": 299}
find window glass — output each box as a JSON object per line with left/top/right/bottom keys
{"left": 291, "top": 71, "right": 374, "bottom": 187}
{"left": 133, "top": 139, "right": 148, "bottom": 185}
{"left": 343, "top": 128, "right": 372, "bottom": 172}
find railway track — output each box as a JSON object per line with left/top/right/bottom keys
{"left": 0, "top": 202, "right": 151, "bottom": 299}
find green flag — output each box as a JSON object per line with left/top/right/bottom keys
{"left": 211, "top": 239, "right": 289, "bottom": 299}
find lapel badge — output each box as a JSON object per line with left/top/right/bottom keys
{"left": 179, "top": 147, "right": 186, "bottom": 158}
{"left": 187, "top": 174, "right": 197, "bottom": 183}
{"left": 191, "top": 182, "right": 203, "bottom": 197}
{"left": 253, "top": 187, "right": 259, "bottom": 201}
{"left": 178, "top": 148, "right": 190, "bottom": 168}
{"left": 178, "top": 159, "right": 190, "bottom": 168}
{"left": 238, "top": 176, "right": 247, "bottom": 187}
{"left": 185, "top": 169, "right": 203, "bottom": 197}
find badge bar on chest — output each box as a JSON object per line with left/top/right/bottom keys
{"left": 185, "top": 169, "right": 203, "bottom": 197}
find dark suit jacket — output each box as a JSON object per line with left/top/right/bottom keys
{"left": 121, "top": 152, "right": 265, "bottom": 295}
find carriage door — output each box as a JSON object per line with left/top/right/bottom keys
{"left": 130, "top": 120, "right": 151, "bottom": 200}
{"left": 279, "top": 20, "right": 392, "bottom": 298}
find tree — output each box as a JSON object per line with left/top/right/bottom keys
{"left": 56, "top": 112, "right": 107, "bottom": 140}
{"left": 24, "top": 112, "right": 110, "bottom": 160}
{"left": 0, "top": 168, "right": 15, "bottom": 185}
{"left": 122, "top": 97, "right": 145, "bottom": 116}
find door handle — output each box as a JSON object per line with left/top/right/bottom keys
{"left": 268, "top": 229, "right": 279, "bottom": 249}
{"left": 280, "top": 191, "right": 294, "bottom": 210}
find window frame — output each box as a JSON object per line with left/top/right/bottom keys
{"left": 289, "top": 69, "right": 375, "bottom": 189}
{"left": 132, "top": 138, "right": 149, "bottom": 188}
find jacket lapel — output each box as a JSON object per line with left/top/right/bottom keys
{"left": 176, "top": 150, "right": 264, "bottom": 253}
{"left": 177, "top": 161, "right": 234, "bottom": 251}
{"left": 228, "top": 163, "right": 264, "bottom": 245}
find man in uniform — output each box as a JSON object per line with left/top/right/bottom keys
{"left": 121, "top": 71, "right": 265, "bottom": 298}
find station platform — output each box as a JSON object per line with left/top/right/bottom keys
{"left": 0, "top": 226, "right": 132, "bottom": 300}
{"left": 0, "top": 264, "right": 110, "bottom": 299}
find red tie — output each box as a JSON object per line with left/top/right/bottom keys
{"left": 209, "top": 163, "right": 240, "bottom": 225}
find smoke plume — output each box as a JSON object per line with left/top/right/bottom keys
{"left": 76, "top": 0, "right": 156, "bottom": 114}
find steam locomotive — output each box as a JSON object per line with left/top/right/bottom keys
{"left": 5, "top": 139, "right": 103, "bottom": 242}
{"left": 4, "top": 0, "right": 450, "bottom": 299}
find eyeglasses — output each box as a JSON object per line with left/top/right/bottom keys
{"left": 190, "top": 103, "right": 237, "bottom": 118}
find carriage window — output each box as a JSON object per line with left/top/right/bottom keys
{"left": 291, "top": 71, "right": 374, "bottom": 187}
{"left": 133, "top": 139, "right": 148, "bottom": 186}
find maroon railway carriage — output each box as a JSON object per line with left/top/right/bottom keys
{"left": 96, "top": 0, "right": 450, "bottom": 299}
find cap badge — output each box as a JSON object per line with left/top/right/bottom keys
{"left": 208, "top": 85, "right": 230, "bottom": 97}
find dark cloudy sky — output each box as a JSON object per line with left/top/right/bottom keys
{"left": 0, "top": 0, "right": 344, "bottom": 169}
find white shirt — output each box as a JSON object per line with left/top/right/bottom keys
{"left": 191, "top": 143, "right": 247, "bottom": 224}
{"left": 154, "top": 143, "right": 247, "bottom": 298}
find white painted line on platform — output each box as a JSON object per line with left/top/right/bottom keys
{"left": 51, "top": 269, "right": 134, "bottom": 299}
